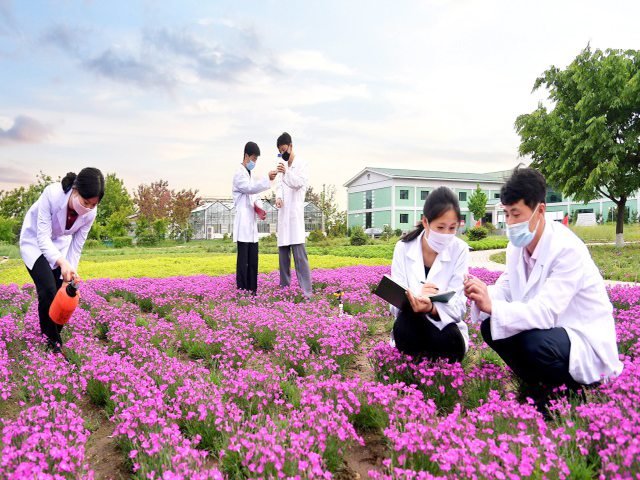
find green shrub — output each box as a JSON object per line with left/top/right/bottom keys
{"left": 484, "top": 222, "right": 497, "bottom": 234}
{"left": 394, "top": 228, "right": 403, "bottom": 237}
{"left": 113, "top": 236, "right": 133, "bottom": 248}
{"left": 137, "top": 231, "right": 158, "bottom": 246}
{"left": 308, "top": 229, "right": 325, "bottom": 243}
{"left": 0, "top": 217, "right": 18, "bottom": 243}
{"left": 84, "top": 239, "right": 101, "bottom": 249}
{"left": 467, "top": 226, "right": 488, "bottom": 241}
{"left": 350, "top": 226, "right": 368, "bottom": 246}
{"left": 467, "top": 236, "right": 509, "bottom": 251}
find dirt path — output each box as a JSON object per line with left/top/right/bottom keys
{"left": 78, "top": 397, "right": 131, "bottom": 479}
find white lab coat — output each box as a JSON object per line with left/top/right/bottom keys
{"left": 232, "top": 165, "right": 271, "bottom": 243}
{"left": 391, "top": 231, "right": 470, "bottom": 352}
{"left": 20, "top": 183, "right": 97, "bottom": 271}
{"left": 275, "top": 156, "right": 308, "bottom": 247}
{"left": 471, "top": 220, "right": 623, "bottom": 384}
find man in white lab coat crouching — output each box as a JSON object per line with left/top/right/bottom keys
{"left": 275, "top": 132, "right": 312, "bottom": 299}
{"left": 232, "top": 142, "right": 276, "bottom": 294}
{"left": 464, "top": 167, "right": 623, "bottom": 414}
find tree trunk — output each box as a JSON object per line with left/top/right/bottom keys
{"left": 616, "top": 198, "right": 627, "bottom": 248}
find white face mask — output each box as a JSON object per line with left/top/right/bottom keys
{"left": 506, "top": 203, "right": 541, "bottom": 248}
{"left": 425, "top": 226, "right": 455, "bottom": 253}
{"left": 72, "top": 193, "right": 92, "bottom": 216}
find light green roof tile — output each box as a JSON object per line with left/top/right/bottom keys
{"left": 367, "top": 167, "right": 504, "bottom": 183}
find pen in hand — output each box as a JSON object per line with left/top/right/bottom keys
{"left": 420, "top": 280, "right": 439, "bottom": 291}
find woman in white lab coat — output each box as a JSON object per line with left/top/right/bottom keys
{"left": 390, "top": 186, "right": 469, "bottom": 362}
{"left": 20, "top": 168, "right": 104, "bottom": 352}
{"left": 232, "top": 141, "right": 276, "bottom": 294}
{"left": 464, "top": 167, "right": 623, "bottom": 413}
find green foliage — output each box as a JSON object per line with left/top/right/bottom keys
{"left": 84, "top": 239, "right": 101, "bottom": 249}
{"left": 0, "top": 171, "right": 53, "bottom": 230}
{"left": 484, "top": 222, "right": 497, "bottom": 234}
{"left": 88, "top": 222, "right": 106, "bottom": 241}
{"left": 467, "top": 184, "right": 488, "bottom": 225}
{"left": 308, "top": 229, "right": 325, "bottom": 243}
{"left": 394, "top": 228, "right": 403, "bottom": 237}
{"left": 137, "top": 232, "right": 158, "bottom": 246}
{"left": 381, "top": 224, "right": 393, "bottom": 242}
{"left": 467, "top": 226, "right": 488, "bottom": 241}
{"left": 95, "top": 173, "right": 133, "bottom": 226}
{"left": 113, "top": 236, "right": 133, "bottom": 248}
{"left": 153, "top": 218, "right": 169, "bottom": 241}
{"left": 105, "top": 211, "right": 130, "bottom": 238}
{"left": 515, "top": 46, "right": 640, "bottom": 241}
{"left": 0, "top": 217, "right": 18, "bottom": 243}
{"left": 467, "top": 236, "right": 509, "bottom": 250}
{"left": 350, "top": 226, "right": 368, "bottom": 246}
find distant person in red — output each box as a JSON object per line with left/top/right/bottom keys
{"left": 20, "top": 168, "right": 104, "bottom": 353}
{"left": 232, "top": 141, "right": 277, "bottom": 294}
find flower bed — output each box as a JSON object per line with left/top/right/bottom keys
{"left": 0, "top": 267, "right": 638, "bottom": 478}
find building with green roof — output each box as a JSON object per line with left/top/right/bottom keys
{"left": 344, "top": 167, "right": 639, "bottom": 232}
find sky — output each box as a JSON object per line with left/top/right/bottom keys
{"left": 1, "top": 0, "right": 639, "bottom": 209}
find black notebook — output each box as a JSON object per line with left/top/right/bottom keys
{"left": 373, "top": 274, "right": 456, "bottom": 310}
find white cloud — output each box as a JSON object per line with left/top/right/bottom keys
{"left": 278, "top": 49, "right": 355, "bottom": 76}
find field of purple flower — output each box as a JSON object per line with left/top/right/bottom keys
{"left": 0, "top": 266, "right": 639, "bottom": 479}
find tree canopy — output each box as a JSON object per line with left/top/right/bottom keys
{"left": 515, "top": 45, "right": 640, "bottom": 245}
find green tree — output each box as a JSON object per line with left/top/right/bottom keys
{"left": 515, "top": 46, "right": 640, "bottom": 247}
{"left": 0, "top": 172, "right": 53, "bottom": 236}
{"left": 105, "top": 211, "right": 130, "bottom": 238}
{"left": 318, "top": 184, "right": 347, "bottom": 236}
{"left": 152, "top": 218, "right": 169, "bottom": 241}
{"left": 96, "top": 173, "right": 133, "bottom": 226}
{"left": 0, "top": 217, "right": 18, "bottom": 243}
{"left": 467, "top": 184, "right": 488, "bottom": 226}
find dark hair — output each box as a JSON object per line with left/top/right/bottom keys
{"left": 500, "top": 165, "right": 546, "bottom": 210}
{"left": 62, "top": 167, "right": 105, "bottom": 201}
{"left": 244, "top": 141, "right": 260, "bottom": 157}
{"left": 277, "top": 132, "right": 292, "bottom": 148}
{"left": 402, "top": 186, "right": 461, "bottom": 242}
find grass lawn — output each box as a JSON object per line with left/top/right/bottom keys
{"left": 0, "top": 253, "right": 391, "bottom": 285}
{"left": 490, "top": 244, "right": 640, "bottom": 282}
{"left": 570, "top": 223, "right": 640, "bottom": 243}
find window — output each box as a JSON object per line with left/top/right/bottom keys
{"left": 365, "top": 212, "right": 372, "bottom": 229}
{"left": 546, "top": 188, "right": 563, "bottom": 203}
{"left": 494, "top": 193, "right": 500, "bottom": 199}
{"left": 458, "top": 192, "right": 467, "bottom": 202}
{"left": 365, "top": 190, "right": 372, "bottom": 209}
{"left": 399, "top": 189, "right": 409, "bottom": 200}
{"left": 400, "top": 213, "right": 409, "bottom": 224}
{"left": 420, "top": 190, "right": 429, "bottom": 201}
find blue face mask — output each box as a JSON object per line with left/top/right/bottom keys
{"left": 246, "top": 160, "right": 256, "bottom": 171}
{"left": 506, "top": 204, "right": 541, "bottom": 248}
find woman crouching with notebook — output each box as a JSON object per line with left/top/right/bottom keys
{"left": 390, "top": 186, "right": 469, "bottom": 363}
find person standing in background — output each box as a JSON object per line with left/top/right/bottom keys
{"left": 233, "top": 141, "right": 277, "bottom": 294}
{"left": 275, "top": 132, "right": 312, "bottom": 299}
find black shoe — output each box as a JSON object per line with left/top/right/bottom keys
{"left": 45, "top": 339, "right": 62, "bottom": 354}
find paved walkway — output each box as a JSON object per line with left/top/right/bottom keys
{"left": 469, "top": 248, "right": 638, "bottom": 287}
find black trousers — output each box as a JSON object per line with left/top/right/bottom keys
{"left": 236, "top": 241, "right": 259, "bottom": 294}
{"left": 26, "top": 255, "right": 64, "bottom": 344}
{"left": 393, "top": 309, "right": 465, "bottom": 363}
{"left": 480, "top": 317, "right": 581, "bottom": 390}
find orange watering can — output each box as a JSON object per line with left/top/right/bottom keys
{"left": 49, "top": 275, "right": 80, "bottom": 325}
